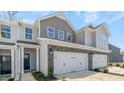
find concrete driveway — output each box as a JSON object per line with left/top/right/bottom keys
{"left": 55, "top": 71, "right": 124, "bottom": 81}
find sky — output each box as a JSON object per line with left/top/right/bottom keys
{"left": 0, "top": 11, "right": 124, "bottom": 50}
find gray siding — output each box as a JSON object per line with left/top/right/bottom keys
{"left": 109, "top": 44, "right": 122, "bottom": 62}
{"left": 40, "top": 17, "right": 76, "bottom": 43}
{"left": 76, "top": 31, "right": 85, "bottom": 45}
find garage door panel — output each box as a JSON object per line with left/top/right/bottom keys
{"left": 93, "top": 54, "right": 107, "bottom": 69}
{"left": 54, "top": 51, "right": 88, "bottom": 75}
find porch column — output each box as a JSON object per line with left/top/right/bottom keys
{"left": 11, "top": 49, "right": 15, "bottom": 78}
{"left": 36, "top": 48, "right": 39, "bottom": 71}
{"left": 21, "top": 47, "right": 24, "bottom": 74}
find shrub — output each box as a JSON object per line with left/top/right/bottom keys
{"left": 109, "top": 64, "right": 112, "bottom": 66}
{"left": 8, "top": 78, "right": 15, "bottom": 81}
{"left": 61, "top": 76, "right": 66, "bottom": 81}
{"left": 94, "top": 68, "right": 100, "bottom": 72}
{"left": 121, "top": 64, "right": 124, "bottom": 68}
{"left": 32, "top": 71, "right": 57, "bottom": 81}
{"left": 32, "top": 72, "right": 45, "bottom": 81}
{"left": 116, "top": 64, "right": 120, "bottom": 67}
{"left": 103, "top": 69, "right": 109, "bottom": 73}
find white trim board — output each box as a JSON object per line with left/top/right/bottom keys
{"left": 38, "top": 38, "right": 111, "bottom": 53}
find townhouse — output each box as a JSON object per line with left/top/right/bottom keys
{"left": 109, "top": 44, "right": 122, "bottom": 62}
{"left": 0, "top": 13, "right": 111, "bottom": 79}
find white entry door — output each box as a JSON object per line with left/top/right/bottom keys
{"left": 92, "top": 54, "right": 108, "bottom": 69}
{"left": 54, "top": 51, "right": 88, "bottom": 75}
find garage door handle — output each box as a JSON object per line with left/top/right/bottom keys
{"left": 63, "top": 63, "right": 66, "bottom": 66}
{"left": 54, "top": 57, "right": 57, "bottom": 58}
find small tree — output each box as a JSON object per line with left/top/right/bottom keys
{"left": 0, "top": 11, "right": 22, "bottom": 22}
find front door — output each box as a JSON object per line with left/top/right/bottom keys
{"left": 0, "top": 56, "right": 11, "bottom": 75}
{"left": 24, "top": 54, "right": 30, "bottom": 71}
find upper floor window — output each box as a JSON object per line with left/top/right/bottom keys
{"left": 58, "top": 30, "right": 64, "bottom": 40}
{"left": 47, "top": 27, "right": 55, "bottom": 38}
{"left": 0, "top": 25, "right": 11, "bottom": 39}
{"left": 67, "top": 32, "right": 72, "bottom": 42}
{"left": 25, "top": 28, "right": 32, "bottom": 40}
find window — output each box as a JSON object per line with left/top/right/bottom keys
{"left": 67, "top": 32, "right": 72, "bottom": 42}
{"left": 47, "top": 27, "right": 55, "bottom": 38}
{"left": 58, "top": 30, "right": 64, "bottom": 40}
{"left": 0, "top": 25, "right": 11, "bottom": 39}
{"left": 25, "top": 28, "right": 32, "bottom": 40}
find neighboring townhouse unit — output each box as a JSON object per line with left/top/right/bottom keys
{"left": 0, "top": 13, "right": 111, "bottom": 79}
{"left": 109, "top": 44, "right": 122, "bottom": 62}
{"left": 121, "top": 51, "right": 124, "bottom": 61}
{"left": 0, "top": 19, "right": 40, "bottom": 78}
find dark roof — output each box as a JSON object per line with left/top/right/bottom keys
{"left": 109, "top": 43, "right": 121, "bottom": 50}
{"left": 78, "top": 23, "right": 104, "bottom": 32}
{"left": 0, "top": 42, "right": 15, "bottom": 46}
{"left": 17, "top": 40, "right": 39, "bottom": 45}
{"left": 88, "top": 23, "right": 103, "bottom": 29}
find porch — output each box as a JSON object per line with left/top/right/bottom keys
{"left": 0, "top": 44, "right": 15, "bottom": 78}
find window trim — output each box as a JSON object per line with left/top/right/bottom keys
{"left": 24, "top": 27, "right": 33, "bottom": 40}
{"left": 47, "top": 26, "right": 55, "bottom": 38}
{"left": 58, "top": 30, "right": 64, "bottom": 40}
{"left": 67, "top": 32, "right": 72, "bottom": 42}
{"left": 0, "top": 24, "right": 11, "bottom": 40}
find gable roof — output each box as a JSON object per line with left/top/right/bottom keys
{"left": 36, "top": 12, "right": 77, "bottom": 33}
{"left": 77, "top": 25, "right": 94, "bottom": 33}
{"left": 95, "top": 23, "right": 111, "bottom": 36}
{"left": 77, "top": 23, "right": 111, "bottom": 37}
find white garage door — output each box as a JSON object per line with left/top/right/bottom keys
{"left": 54, "top": 51, "right": 88, "bottom": 75}
{"left": 93, "top": 54, "right": 108, "bottom": 69}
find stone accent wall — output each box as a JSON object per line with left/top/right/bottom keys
{"left": 48, "top": 45, "right": 109, "bottom": 75}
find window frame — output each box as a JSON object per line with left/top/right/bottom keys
{"left": 58, "top": 30, "right": 65, "bottom": 40}
{"left": 67, "top": 32, "right": 72, "bottom": 42}
{"left": 25, "top": 27, "right": 33, "bottom": 40}
{"left": 47, "top": 26, "right": 55, "bottom": 38}
{"left": 0, "top": 24, "right": 11, "bottom": 39}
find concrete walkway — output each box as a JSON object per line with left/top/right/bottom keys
{"left": 0, "top": 75, "right": 11, "bottom": 81}
{"left": 108, "top": 67, "right": 124, "bottom": 74}
{"left": 21, "top": 72, "right": 36, "bottom": 81}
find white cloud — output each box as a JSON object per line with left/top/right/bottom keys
{"left": 76, "top": 11, "right": 81, "bottom": 16}
{"left": 108, "top": 12, "right": 124, "bottom": 24}
{"left": 22, "top": 18, "right": 35, "bottom": 24}
{"left": 40, "top": 11, "right": 50, "bottom": 16}
{"left": 83, "top": 11, "right": 99, "bottom": 24}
